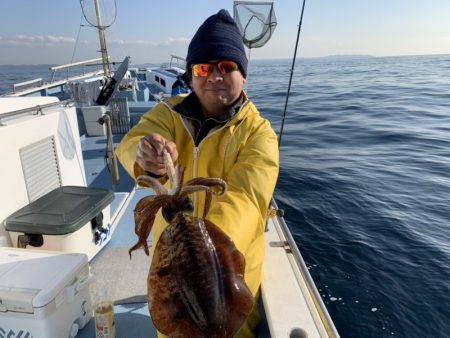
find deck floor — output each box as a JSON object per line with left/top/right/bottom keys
{"left": 77, "top": 135, "right": 158, "bottom": 337}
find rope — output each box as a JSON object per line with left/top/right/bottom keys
{"left": 278, "top": 0, "right": 307, "bottom": 148}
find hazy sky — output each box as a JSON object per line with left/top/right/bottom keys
{"left": 1, "top": 0, "right": 450, "bottom": 65}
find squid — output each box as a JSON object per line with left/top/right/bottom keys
{"left": 129, "top": 150, "right": 254, "bottom": 338}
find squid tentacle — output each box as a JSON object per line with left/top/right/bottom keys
{"left": 130, "top": 194, "right": 170, "bottom": 257}
{"left": 137, "top": 175, "right": 168, "bottom": 195}
{"left": 131, "top": 167, "right": 228, "bottom": 256}
{"left": 179, "top": 185, "right": 214, "bottom": 218}
{"left": 184, "top": 177, "right": 227, "bottom": 196}
{"left": 170, "top": 165, "right": 185, "bottom": 195}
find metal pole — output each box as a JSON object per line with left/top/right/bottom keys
{"left": 106, "top": 116, "right": 120, "bottom": 187}
{"left": 98, "top": 114, "right": 120, "bottom": 187}
{"left": 94, "top": 0, "right": 111, "bottom": 77}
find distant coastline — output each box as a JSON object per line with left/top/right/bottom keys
{"left": 248, "top": 52, "right": 450, "bottom": 63}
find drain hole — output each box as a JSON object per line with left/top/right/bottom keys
{"left": 290, "top": 327, "right": 308, "bottom": 338}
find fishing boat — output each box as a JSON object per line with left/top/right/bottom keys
{"left": 0, "top": 1, "right": 340, "bottom": 337}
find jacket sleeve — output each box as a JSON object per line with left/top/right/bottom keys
{"left": 207, "top": 118, "right": 279, "bottom": 256}
{"left": 115, "top": 102, "right": 175, "bottom": 180}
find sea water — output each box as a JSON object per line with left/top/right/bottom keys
{"left": 248, "top": 54, "right": 450, "bottom": 338}
{"left": 1, "top": 54, "right": 449, "bottom": 337}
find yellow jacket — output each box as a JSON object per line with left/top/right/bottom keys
{"left": 116, "top": 92, "right": 279, "bottom": 337}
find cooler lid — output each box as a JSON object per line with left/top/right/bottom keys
{"left": 0, "top": 247, "right": 88, "bottom": 310}
{"left": 4, "top": 186, "right": 114, "bottom": 235}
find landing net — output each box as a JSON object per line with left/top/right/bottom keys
{"left": 80, "top": 0, "right": 117, "bottom": 28}
{"left": 233, "top": 1, "right": 277, "bottom": 49}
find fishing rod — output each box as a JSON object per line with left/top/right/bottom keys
{"left": 278, "top": 0, "right": 307, "bottom": 148}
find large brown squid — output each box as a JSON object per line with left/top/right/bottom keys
{"left": 129, "top": 150, "right": 254, "bottom": 338}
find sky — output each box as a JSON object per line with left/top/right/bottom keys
{"left": 1, "top": 0, "right": 450, "bottom": 65}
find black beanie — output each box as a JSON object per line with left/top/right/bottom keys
{"left": 186, "top": 9, "right": 248, "bottom": 78}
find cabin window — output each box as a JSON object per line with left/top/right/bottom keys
{"left": 155, "top": 75, "right": 160, "bottom": 83}
{"left": 160, "top": 79, "right": 166, "bottom": 87}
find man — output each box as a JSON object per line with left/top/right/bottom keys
{"left": 116, "top": 9, "right": 279, "bottom": 337}
{"left": 171, "top": 72, "right": 191, "bottom": 96}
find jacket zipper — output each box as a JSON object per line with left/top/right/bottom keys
{"left": 192, "top": 146, "right": 200, "bottom": 216}
{"left": 175, "top": 100, "right": 251, "bottom": 216}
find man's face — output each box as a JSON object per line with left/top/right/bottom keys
{"left": 191, "top": 60, "right": 246, "bottom": 118}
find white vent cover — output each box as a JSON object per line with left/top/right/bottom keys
{"left": 20, "top": 136, "right": 61, "bottom": 202}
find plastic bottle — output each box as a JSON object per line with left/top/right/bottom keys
{"left": 94, "top": 288, "right": 116, "bottom": 338}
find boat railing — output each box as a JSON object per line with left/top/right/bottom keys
{"left": 49, "top": 57, "right": 107, "bottom": 82}
{"left": 0, "top": 99, "right": 73, "bottom": 126}
{"left": 6, "top": 58, "right": 115, "bottom": 97}
{"left": 8, "top": 58, "right": 108, "bottom": 96}
{"left": 169, "top": 54, "right": 186, "bottom": 69}
{"left": 13, "top": 78, "right": 44, "bottom": 93}
{"left": 271, "top": 198, "right": 341, "bottom": 338}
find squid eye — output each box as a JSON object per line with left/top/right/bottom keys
{"left": 183, "top": 197, "right": 194, "bottom": 212}
{"left": 162, "top": 207, "right": 176, "bottom": 223}
{"left": 161, "top": 197, "right": 194, "bottom": 223}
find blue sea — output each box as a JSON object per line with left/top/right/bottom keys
{"left": 1, "top": 54, "right": 450, "bottom": 337}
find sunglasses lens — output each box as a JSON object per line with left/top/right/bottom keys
{"left": 192, "top": 61, "right": 239, "bottom": 77}
{"left": 217, "top": 61, "right": 239, "bottom": 75}
{"left": 192, "top": 64, "right": 212, "bottom": 77}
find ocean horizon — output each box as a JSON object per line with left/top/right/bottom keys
{"left": 1, "top": 51, "right": 450, "bottom": 67}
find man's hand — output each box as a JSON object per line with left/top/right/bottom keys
{"left": 136, "top": 133, "right": 178, "bottom": 176}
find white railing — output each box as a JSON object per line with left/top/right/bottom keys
{"left": 13, "top": 78, "right": 43, "bottom": 93}
{"left": 50, "top": 57, "right": 107, "bottom": 82}
{"left": 7, "top": 58, "right": 108, "bottom": 96}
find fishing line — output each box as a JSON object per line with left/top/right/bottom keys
{"left": 278, "top": 0, "right": 307, "bottom": 148}
{"left": 70, "top": 11, "right": 85, "bottom": 65}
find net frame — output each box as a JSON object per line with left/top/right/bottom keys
{"left": 233, "top": 1, "right": 277, "bottom": 49}
{"left": 80, "top": 0, "right": 117, "bottom": 28}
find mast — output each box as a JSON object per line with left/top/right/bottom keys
{"left": 94, "top": 0, "right": 111, "bottom": 77}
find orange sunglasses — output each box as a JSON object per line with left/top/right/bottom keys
{"left": 191, "top": 60, "right": 239, "bottom": 77}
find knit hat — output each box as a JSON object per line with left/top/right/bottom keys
{"left": 186, "top": 9, "right": 248, "bottom": 78}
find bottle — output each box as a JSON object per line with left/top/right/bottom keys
{"left": 94, "top": 288, "right": 116, "bottom": 338}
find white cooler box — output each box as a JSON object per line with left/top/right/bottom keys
{"left": 0, "top": 247, "right": 92, "bottom": 338}
{"left": 4, "top": 186, "right": 114, "bottom": 261}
